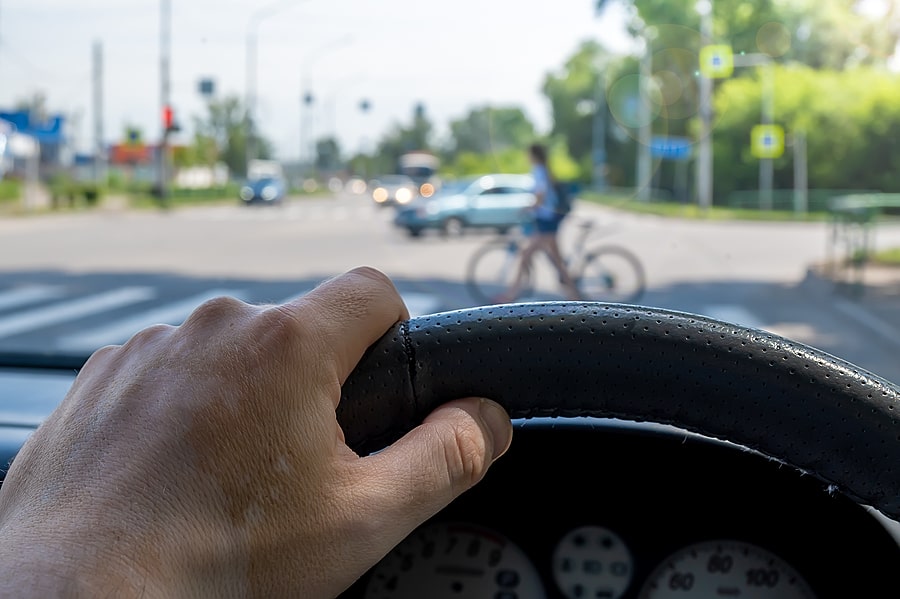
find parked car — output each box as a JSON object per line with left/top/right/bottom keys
{"left": 393, "top": 173, "right": 535, "bottom": 237}
{"left": 239, "top": 175, "right": 287, "bottom": 205}
{"left": 370, "top": 174, "right": 418, "bottom": 208}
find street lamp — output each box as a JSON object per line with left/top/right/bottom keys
{"left": 245, "top": 0, "right": 308, "bottom": 174}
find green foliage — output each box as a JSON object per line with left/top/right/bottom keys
{"left": 448, "top": 105, "right": 536, "bottom": 155}
{"left": 542, "top": 40, "right": 610, "bottom": 164}
{"left": 373, "top": 104, "right": 435, "bottom": 175}
{"left": 0, "top": 179, "right": 21, "bottom": 203}
{"left": 441, "top": 148, "right": 530, "bottom": 178}
{"left": 192, "top": 95, "right": 273, "bottom": 178}
{"left": 315, "top": 137, "right": 342, "bottom": 173}
{"left": 712, "top": 64, "right": 900, "bottom": 198}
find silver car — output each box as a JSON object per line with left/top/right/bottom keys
{"left": 393, "top": 173, "right": 535, "bottom": 237}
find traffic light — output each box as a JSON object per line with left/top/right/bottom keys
{"left": 162, "top": 105, "right": 179, "bottom": 133}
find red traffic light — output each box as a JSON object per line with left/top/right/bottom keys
{"left": 162, "top": 105, "right": 174, "bottom": 131}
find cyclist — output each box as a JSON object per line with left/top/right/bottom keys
{"left": 494, "top": 143, "right": 581, "bottom": 302}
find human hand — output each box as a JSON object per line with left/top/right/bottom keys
{"left": 0, "top": 266, "right": 513, "bottom": 598}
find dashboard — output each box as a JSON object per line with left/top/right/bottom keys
{"left": 1, "top": 367, "right": 899, "bottom": 598}
{"left": 341, "top": 420, "right": 900, "bottom": 599}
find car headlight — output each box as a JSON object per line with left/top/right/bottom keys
{"left": 240, "top": 187, "right": 253, "bottom": 201}
{"left": 373, "top": 187, "right": 388, "bottom": 203}
{"left": 395, "top": 187, "right": 413, "bottom": 204}
{"left": 261, "top": 186, "right": 278, "bottom": 201}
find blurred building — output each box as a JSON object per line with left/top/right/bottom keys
{"left": 0, "top": 109, "right": 70, "bottom": 180}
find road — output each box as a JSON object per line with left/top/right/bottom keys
{"left": 1, "top": 191, "right": 898, "bottom": 383}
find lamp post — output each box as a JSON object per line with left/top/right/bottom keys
{"left": 245, "top": 0, "right": 307, "bottom": 175}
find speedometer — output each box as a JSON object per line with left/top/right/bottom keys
{"left": 363, "top": 521, "right": 546, "bottom": 599}
{"left": 638, "top": 540, "right": 817, "bottom": 598}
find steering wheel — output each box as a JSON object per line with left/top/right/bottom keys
{"left": 339, "top": 302, "right": 900, "bottom": 522}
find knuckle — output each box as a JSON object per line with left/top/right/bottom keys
{"left": 182, "top": 295, "right": 250, "bottom": 330}
{"left": 439, "top": 420, "right": 491, "bottom": 490}
{"left": 124, "top": 323, "right": 175, "bottom": 347}
{"left": 347, "top": 265, "right": 393, "bottom": 288}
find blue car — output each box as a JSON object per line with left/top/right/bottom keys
{"left": 239, "top": 175, "right": 287, "bottom": 205}
{"left": 393, "top": 173, "right": 535, "bottom": 237}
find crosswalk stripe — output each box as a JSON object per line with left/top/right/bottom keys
{"left": 0, "top": 287, "right": 156, "bottom": 339}
{"left": 55, "top": 289, "right": 248, "bottom": 352}
{"left": 0, "top": 285, "right": 65, "bottom": 311}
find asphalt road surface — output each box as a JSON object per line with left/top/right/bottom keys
{"left": 1, "top": 191, "right": 898, "bottom": 383}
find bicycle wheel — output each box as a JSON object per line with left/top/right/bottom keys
{"left": 466, "top": 238, "right": 534, "bottom": 304}
{"left": 576, "top": 245, "right": 646, "bottom": 303}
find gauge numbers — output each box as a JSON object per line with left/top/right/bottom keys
{"left": 638, "top": 540, "right": 817, "bottom": 598}
{"left": 552, "top": 525, "right": 634, "bottom": 599}
{"left": 364, "top": 521, "right": 546, "bottom": 599}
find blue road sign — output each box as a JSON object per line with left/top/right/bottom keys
{"left": 650, "top": 136, "right": 693, "bottom": 161}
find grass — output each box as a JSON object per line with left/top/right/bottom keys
{"left": 581, "top": 192, "right": 831, "bottom": 222}
{"left": 871, "top": 247, "right": 900, "bottom": 266}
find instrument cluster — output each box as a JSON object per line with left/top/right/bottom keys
{"left": 342, "top": 420, "right": 900, "bottom": 599}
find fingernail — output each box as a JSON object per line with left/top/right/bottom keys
{"left": 479, "top": 398, "right": 513, "bottom": 461}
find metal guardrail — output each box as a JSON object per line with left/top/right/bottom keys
{"left": 826, "top": 193, "right": 900, "bottom": 292}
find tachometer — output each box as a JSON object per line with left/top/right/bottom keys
{"left": 638, "top": 540, "right": 816, "bottom": 598}
{"left": 552, "top": 525, "right": 633, "bottom": 599}
{"left": 363, "top": 521, "right": 546, "bottom": 599}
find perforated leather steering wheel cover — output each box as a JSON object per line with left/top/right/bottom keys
{"left": 339, "top": 302, "right": 900, "bottom": 520}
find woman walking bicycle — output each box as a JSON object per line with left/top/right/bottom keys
{"left": 493, "top": 143, "right": 581, "bottom": 303}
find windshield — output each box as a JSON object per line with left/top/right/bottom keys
{"left": 0, "top": 0, "right": 897, "bottom": 385}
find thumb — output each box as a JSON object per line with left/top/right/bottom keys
{"left": 354, "top": 397, "right": 512, "bottom": 544}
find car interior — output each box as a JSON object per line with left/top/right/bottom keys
{"left": 3, "top": 301, "right": 900, "bottom": 598}
{"left": 2, "top": 0, "right": 899, "bottom": 597}
{"left": 351, "top": 302, "right": 900, "bottom": 598}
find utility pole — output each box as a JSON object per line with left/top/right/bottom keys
{"left": 696, "top": 0, "right": 714, "bottom": 211}
{"left": 759, "top": 62, "right": 775, "bottom": 210}
{"left": 158, "top": 0, "right": 171, "bottom": 207}
{"left": 92, "top": 40, "right": 105, "bottom": 185}
{"left": 636, "top": 40, "right": 653, "bottom": 201}
{"left": 591, "top": 69, "right": 607, "bottom": 192}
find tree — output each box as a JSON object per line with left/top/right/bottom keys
{"left": 315, "top": 137, "right": 342, "bottom": 174}
{"left": 447, "top": 105, "right": 536, "bottom": 155}
{"left": 371, "top": 103, "right": 435, "bottom": 175}
{"left": 191, "top": 95, "right": 273, "bottom": 178}
{"left": 541, "top": 39, "right": 637, "bottom": 185}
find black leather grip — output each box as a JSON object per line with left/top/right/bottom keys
{"left": 339, "top": 302, "right": 900, "bottom": 520}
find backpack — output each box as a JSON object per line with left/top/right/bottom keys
{"left": 552, "top": 181, "right": 576, "bottom": 216}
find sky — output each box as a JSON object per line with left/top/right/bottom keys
{"left": 0, "top": 0, "right": 636, "bottom": 161}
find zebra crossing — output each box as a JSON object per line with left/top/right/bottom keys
{"left": 0, "top": 278, "right": 789, "bottom": 364}
{"left": 0, "top": 281, "right": 444, "bottom": 357}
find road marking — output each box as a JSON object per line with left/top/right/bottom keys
{"left": 701, "top": 305, "right": 767, "bottom": 331}
{"left": 0, "top": 286, "right": 65, "bottom": 311}
{"left": 0, "top": 287, "right": 156, "bottom": 339}
{"left": 833, "top": 298, "right": 900, "bottom": 350}
{"left": 56, "top": 289, "right": 248, "bottom": 352}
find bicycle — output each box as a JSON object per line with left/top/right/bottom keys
{"left": 465, "top": 217, "right": 646, "bottom": 305}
